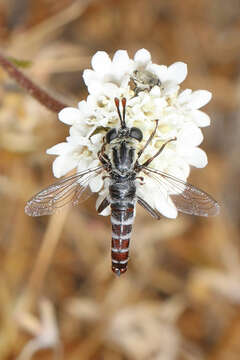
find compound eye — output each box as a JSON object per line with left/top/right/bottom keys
{"left": 106, "top": 128, "right": 118, "bottom": 143}
{"left": 129, "top": 127, "right": 143, "bottom": 142}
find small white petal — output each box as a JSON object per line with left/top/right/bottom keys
{"left": 178, "top": 89, "right": 192, "bottom": 104}
{"left": 181, "top": 147, "right": 208, "bottom": 168}
{"left": 187, "top": 90, "right": 212, "bottom": 109}
{"left": 87, "top": 81, "right": 103, "bottom": 96}
{"left": 91, "top": 51, "right": 112, "bottom": 73}
{"left": 148, "top": 64, "right": 168, "bottom": 82}
{"left": 162, "top": 81, "right": 179, "bottom": 96}
{"left": 82, "top": 69, "right": 97, "bottom": 87}
{"left": 191, "top": 110, "right": 211, "bottom": 127}
{"left": 101, "top": 82, "right": 120, "bottom": 98}
{"left": 155, "top": 193, "right": 178, "bottom": 219}
{"left": 46, "top": 142, "right": 71, "bottom": 155}
{"left": 59, "top": 107, "right": 81, "bottom": 125}
{"left": 91, "top": 133, "right": 103, "bottom": 145}
{"left": 89, "top": 174, "right": 103, "bottom": 192}
{"left": 167, "top": 62, "right": 187, "bottom": 84}
{"left": 52, "top": 155, "right": 78, "bottom": 178}
{"left": 90, "top": 158, "right": 101, "bottom": 168}
{"left": 112, "top": 50, "right": 130, "bottom": 67}
{"left": 137, "top": 177, "right": 178, "bottom": 219}
{"left": 76, "top": 157, "right": 92, "bottom": 172}
{"left": 69, "top": 125, "right": 92, "bottom": 138}
{"left": 166, "top": 157, "right": 190, "bottom": 181}
{"left": 178, "top": 125, "right": 203, "bottom": 147}
{"left": 150, "top": 86, "right": 161, "bottom": 97}
{"left": 134, "top": 48, "right": 151, "bottom": 66}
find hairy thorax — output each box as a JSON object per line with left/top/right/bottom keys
{"left": 107, "top": 137, "right": 139, "bottom": 176}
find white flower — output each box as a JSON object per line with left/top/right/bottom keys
{"left": 83, "top": 50, "right": 133, "bottom": 97}
{"left": 133, "top": 48, "right": 187, "bottom": 96}
{"left": 47, "top": 48, "right": 212, "bottom": 219}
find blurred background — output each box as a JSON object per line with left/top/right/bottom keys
{"left": 0, "top": 0, "right": 239, "bottom": 359}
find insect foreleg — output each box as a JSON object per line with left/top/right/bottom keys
{"left": 98, "top": 141, "right": 112, "bottom": 170}
{"left": 137, "top": 120, "right": 158, "bottom": 159}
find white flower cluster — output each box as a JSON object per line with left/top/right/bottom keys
{"left": 47, "top": 49, "right": 212, "bottom": 218}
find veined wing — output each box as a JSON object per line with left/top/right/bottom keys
{"left": 25, "top": 167, "right": 103, "bottom": 217}
{"left": 142, "top": 167, "right": 220, "bottom": 217}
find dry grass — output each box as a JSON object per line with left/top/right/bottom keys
{"left": 0, "top": 0, "right": 239, "bottom": 359}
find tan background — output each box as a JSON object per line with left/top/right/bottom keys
{"left": 0, "top": 0, "right": 239, "bottom": 359}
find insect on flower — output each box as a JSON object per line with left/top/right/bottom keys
{"left": 25, "top": 96, "right": 220, "bottom": 276}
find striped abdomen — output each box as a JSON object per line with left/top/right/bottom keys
{"left": 111, "top": 205, "right": 135, "bottom": 276}
{"left": 109, "top": 139, "right": 137, "bottom": 276}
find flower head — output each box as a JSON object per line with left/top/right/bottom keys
{"left": 47, "top": 49, "right": 212, "bottom": 218}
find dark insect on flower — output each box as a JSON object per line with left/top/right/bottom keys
{"left": 25, "top": 98, "right": 220, "bottom": 276}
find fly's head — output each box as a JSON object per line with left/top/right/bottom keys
{"left": 105, "top": 98, "right": 143, "bottom": 144}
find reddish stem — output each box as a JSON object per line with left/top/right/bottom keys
{"left": 0, "top": 51, "right": 69, "bottom": 113}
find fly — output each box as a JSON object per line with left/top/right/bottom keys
{"left": 130, "top": 69, "right": 161, "bottom": 95}
{"left": 25, "top": 98, "right": 220, "bottom": 276}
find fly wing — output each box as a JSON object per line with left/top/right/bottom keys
{"left": 142, "top": 167, "right": 220, "bottom": 217}
{"left": 25, "top": 167, "right": 103, "bottom": 217}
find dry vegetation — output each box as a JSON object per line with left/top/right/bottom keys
{"left": 0, "top": 0, "right": 240, "bottom": 359}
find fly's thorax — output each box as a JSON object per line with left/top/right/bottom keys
{"left": 108, "top": 133, "right": 140, "bottom": 148}
{"left": 107, "top": 137, "right": 139, "bottom": 176}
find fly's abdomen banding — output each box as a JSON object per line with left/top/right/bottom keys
{"left": 110, "top": 180, "right": 136, "bottom": 276}
{"left": 111, "top": 206, "right": 134, "bottom": 276}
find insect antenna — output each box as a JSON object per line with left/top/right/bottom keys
{"left": 114, "top": 97, "right": 127, "bottom": 128}
{"left": 122, "top": 97, "right": 127, "bottom": 127}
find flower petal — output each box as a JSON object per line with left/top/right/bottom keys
{"left": 52, "top": 155, "right": 78, "bottom": 178}
{"left": 137, "top": 177, "right": 178, "bottom": 219}
{"left": 89, "top": 174, "right": 103, "bottom": 192}
{"left": 134, "top": 48, "right": 151, "bottom": 67}
{"left": 112, "top": 50, "right": 130, "bottom": 68}
{"left": 82, "top": 69, "right": 97, "bottom": 87}
{"left": 178, "top": 124, "right": 203, "bottom": 147}
{"left": 46, "top": 142, "right": 72, "bottom": 155}
{"left": 91, "top": 133, "right": 103, "bottom": 145}
{"left": 191, "top": 110, "right": 211, "bottom": 127}
{"left": 87, "top": 81, "right": 104, "bottom": 96}
{"left": 167, "top": 62, "right": 187, "bottom": 84}
{"left": 187, "top": 90, "right": 212, "bottom": 109}
{"left": 178, "top": 89, "right": 192, "bottom": 104}
{"left": 148, "top": 64, "right": 168, "bottom": 82}
{"left": 59, "top": 107, "right": 81, "bottom": 125}
{"left": 91, "top": 51, "right": 111, "bottom": 73}
{"left": 180, "top": 147, "right": 208, "bottom": 168}
{"left": 154, "top": 192, "right": 178, "bottom": 218}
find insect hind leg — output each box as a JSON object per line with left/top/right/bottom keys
{"left": 97, "top": 197, "right": 110, "bottom": 213}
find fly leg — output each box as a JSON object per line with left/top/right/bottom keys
{"left": 98, "top": 137, "right": 111, "bottom": 170}
{"left": 141, "top": 137, "right": 177, "bottom": 167}
{"left": 136, "top": 176, "right": 144, "bottom": 185}
{"left": 97, "top": 197, "right": 110, "bottom": 213}
{"left": 137, "top": 120, "right": 158, "bottom": 159}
